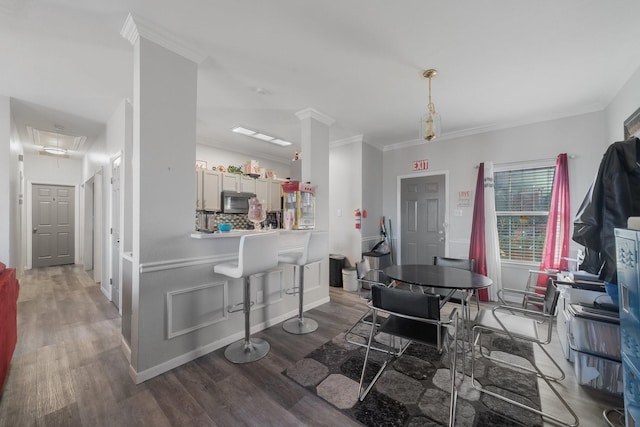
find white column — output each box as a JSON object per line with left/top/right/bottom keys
{"left": 295, "top": 108, "right": 334, "bottom": 231}
{"left": 121, "top": 14, "right": 203, "bottom": 373}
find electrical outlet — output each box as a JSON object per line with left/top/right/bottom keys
{"left": 256, "top": 290, "right": 264, "bottom": 304}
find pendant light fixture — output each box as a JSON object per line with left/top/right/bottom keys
{"left": 421, "top": 69, "right": 441, "bottom": 141}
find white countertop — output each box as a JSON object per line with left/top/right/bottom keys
{"left": 190, "top": 229, "right": 311, "bottom": 239}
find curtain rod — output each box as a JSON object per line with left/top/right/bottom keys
{"left": 474, "top": 154, "right": 576, "bottom": 169}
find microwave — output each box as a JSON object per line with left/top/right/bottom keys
{"left": 221, "top": 191, "right": 255, "bottom": 214}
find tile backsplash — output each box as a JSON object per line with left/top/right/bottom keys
{"left": 196, "top": 211, "right": 281, "bottom": 231}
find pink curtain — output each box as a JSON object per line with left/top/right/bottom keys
{"left": 468, "top": 163, "right": 489, "bottom": 301}
{"left": 537, "top": 153, "right": 571, "bottom": 289}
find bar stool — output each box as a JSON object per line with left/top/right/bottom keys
{"left": 280, "top": 231, "right": 327, "bottom": 334}
{"left": 214, "top": 231, "right": 279, "bottom": 363}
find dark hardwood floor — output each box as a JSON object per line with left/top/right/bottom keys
{"left": 0, "top": 265, "right": 624, "bottom": 426}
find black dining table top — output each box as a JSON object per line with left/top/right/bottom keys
{"left": 383, "top": 264, "right": 493, "bottom": 290}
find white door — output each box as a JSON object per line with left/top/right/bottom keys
{"left": 111, "top": 157, "right": 121, "bottom": 308}
{"left": 400, "top": 174, "right": 446, "bottom": 264}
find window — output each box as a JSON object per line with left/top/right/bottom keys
{"left": 494, "top": 165, "right": 555, "bottom": 263}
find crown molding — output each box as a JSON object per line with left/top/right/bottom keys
{"left": 294, "top": 108, "right": 335, "bottom": 126}
{"left": 120, "top": 13, "right": 207, "bottom": 64}
{"left": 330, "top": 134, "right": 363, "bottom": 148}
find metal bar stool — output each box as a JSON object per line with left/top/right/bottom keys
{"left": 280, "top": 231, "right": 327, "bottom": 334}
{"left": 214, "top": 231, "right": 279, "bottom": 363}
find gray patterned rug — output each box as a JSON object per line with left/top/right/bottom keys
{"left": 284, "top": 324, "right": 542, "bottom": 426}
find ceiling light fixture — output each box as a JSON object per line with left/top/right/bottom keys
{"left": 420, "top": 69, "right": 441, "bottom": 141}
{"left": 232, "top": 126, "right": 293, "bottom": 146}
{"left": 43, "top": 146, "right": 67, "bottom": 155}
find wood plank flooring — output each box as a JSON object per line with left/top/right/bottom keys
{"left": 0, "top": 265, "right": 624, "bottom": 426}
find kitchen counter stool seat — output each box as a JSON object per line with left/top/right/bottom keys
{"left": 214, "top": 232, "right": 279, "bottom": 363}
{"left": 280, "top": 231, "right": 327, "bottom": 334}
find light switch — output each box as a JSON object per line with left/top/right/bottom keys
{"left": 337, "top": 209, "right": 342, "bottom": 217}
{"left": 454, "top": 209, "right": 463, "bottom": 217}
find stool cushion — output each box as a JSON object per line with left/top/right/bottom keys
{"left": 214, "top": 232, "right": 279, "bottom": 279}
{"left": 278, "top": 251, "right": 305, "bottom": 265}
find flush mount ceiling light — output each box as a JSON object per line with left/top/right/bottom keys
{"left": 43, "top": 146, "right": 67, "bottom": 155}
{"left": 420, "top": 69, "right": 441, "bottom": 141}
{"left": 232, "top": 126, "right": 293, "bottom": 146}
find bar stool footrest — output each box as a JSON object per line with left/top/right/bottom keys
{"left": 228, "top": 301, "right": 255, "bottom": 314}
{"left": 285, "top": 287, "right": 300, "bottom": 296}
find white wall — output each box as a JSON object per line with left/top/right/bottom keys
{"left": 0, "top": 95, "right": 10, "bottom": 265}
{"left": 383, "top": 111, "right": 606, "bottom": 289}
{"left": 605, "top": 65, "right": 640, "bottom": 143}
{"left": 361, "top": 141, "right": 384, "bottom": 251}
{"left": 329, "top": 140, "right": 362, "bottom": 265}
{"left": 81, "top": 100, "right": 129, "bottom": 296}
{"left": 196, "top": 143, "right": 291, "bottom": 180}
{"left": 9, "top": 113, "right": 23, "bottom": 273}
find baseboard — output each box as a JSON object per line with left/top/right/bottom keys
{"left": 128, "top": 295, "right": 331, "bottom": 384}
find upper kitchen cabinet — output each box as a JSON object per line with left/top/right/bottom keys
{"left": 196, "top": 170, "right": 203, "bottom": 210}
{"left": 202, "top": 170, "right": 221, "bottom": 211}
{"left": 221, "top": 173, "right": 256, "bottom": 194}
{"left": 249, "top": 178, "right": 282, "bottom": 212}
{"left": 268, "top": 180, "right": 282, "bottom": 212}
{"left": 256, "top": 178, "right": 268, "bottom": 206}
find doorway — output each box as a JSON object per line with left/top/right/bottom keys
{"left": 32, "top": 184, "right": 75, "bottom": 268}
{"left": 111, "top": 156, "right": 121, "bottom": 309}
{"left": 399, "top": 173, "right": 447, "bottom": 264}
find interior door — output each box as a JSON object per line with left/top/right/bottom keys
{"left": 32, "top": 184, "right": 75, "bottom": 267}
{"left": 400, "top": 174, "right": 446, "bottom": 264}
{"left": 111, "top": 157, "right": 121, "bottom": 308}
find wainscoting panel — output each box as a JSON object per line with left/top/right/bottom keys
{"left": 166, "top": 281, "right": 228, "bottom": 339}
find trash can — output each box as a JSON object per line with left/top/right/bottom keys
{"left": 362, "top": 251, "right": 392, "bottom": 282}
{"left": 342, "top": 267, "right": 358, "bottom": 292}
{"left": 329, "top": 254, "right": 346, "bottom": 287}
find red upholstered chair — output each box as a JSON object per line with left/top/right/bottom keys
{"left": 0, "top": 262, "right": 19, "bottom": 392}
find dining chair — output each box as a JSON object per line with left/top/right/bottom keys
{"left": 471, "top": 281, "right": 579, "bottom": 426}
{"left": 358, "top": 284, "right": 458, "bottom": 427}
{"left": 344, "top": 259, "right": 396, "bottom": 350}
{"left": 433, "top": 256, "right": 477, "bottom": 319}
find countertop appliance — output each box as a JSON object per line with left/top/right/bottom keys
{"left": 221, "top": 191, "right": 255, "bottom": 214}
{"left": 282, "top": 181, "right": 315, "bottom": 229}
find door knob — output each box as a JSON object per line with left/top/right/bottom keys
{"left": 439, "top": 237, "right": 445, "bottom": 242}
{"left": 33, "top": 227, "right": 37, "bottom": 233}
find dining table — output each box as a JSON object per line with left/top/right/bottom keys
{"left": 383, "top": 264, "right": 493, "bottom": 347}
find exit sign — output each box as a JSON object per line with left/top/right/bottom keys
{"left": 412, "top": 159, "right": 429, "bottom": 171}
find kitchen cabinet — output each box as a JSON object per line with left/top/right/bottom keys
{"left": 268, "top": 180, "right": 282, "bottom": 212}
{"left": 221, "top": 173, "right": 256, "bottom": 194}
{"left": 196, "top": 169, "right": 222, "bottom": 211}
{"left": 202, "top": 170, "right": 221, "bottom": 211}
{"left": 255, "top": 178, "right": 268, "bottom": 206}
{"left": 255, "top": 179, "right": 282, "bottom": 212}
{"left": 196, "top": 170, "right": 203, "bottom": 210}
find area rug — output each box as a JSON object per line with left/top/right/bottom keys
{"left": 284, "top": 323, "right": 543, "bottom": 427}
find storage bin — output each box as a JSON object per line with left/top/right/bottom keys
{"left": 556, "top": 308, "right": 573, "bottom": 361}
{"left": 568, "top": 304, "right": 620, "bottom": 360}
{"left": 342, "top": 267, "right": 358, "bottom": 292}
{"left": 573, "top": 349, "right": 623, "bottom": 395}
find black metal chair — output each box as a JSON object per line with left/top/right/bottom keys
{"left": 433, "top": 256, "right": 477, "bottom": 318}
{"left": 344, "top": 259, "right": 395, "bottom": 350}
{"left": 358, "top": 284, "right": 458, "bottom": 427}
{"left": 471, "top": 281, "right": 579, "bottom": 426}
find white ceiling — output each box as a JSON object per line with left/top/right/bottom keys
{"left": 3, "top": 0, "right": 640, "bottom": 162}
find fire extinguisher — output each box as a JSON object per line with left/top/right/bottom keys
{"left": 354, "top": 209, "right": 361, "bottom": 229}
